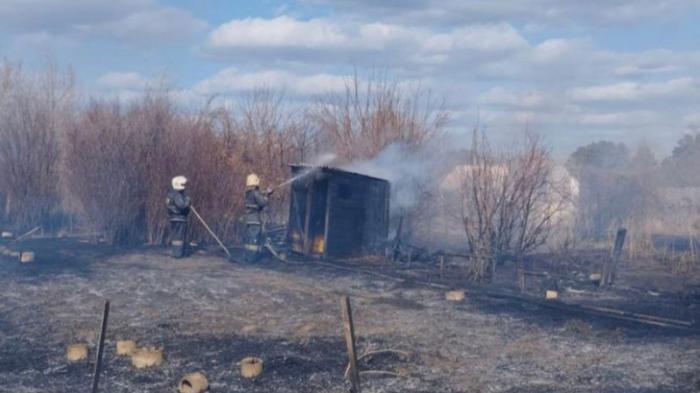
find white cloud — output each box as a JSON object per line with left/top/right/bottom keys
{"left": 194, "top": 68, "right": 347, "bottom": 96}
{"left": 479, "top": 87, "right": 548, "bottom": 109}
{"left": 8, "top": 1, "right": 699, "bottom": 158}
{"left": 205, "top": 16, "right": 528, "bottom": 62}
{"left": 0, "top": 1, "right": 205, "bottom": 45}
{"left": 684, "top": 113, "right": 700, "bottom": 132}
{"left": 208, "top": 16, "right": 347, "bottom": 49}
{"left": 79, "top": 7, "right": 207, "bottom": 42}
{"left": 531, "top": 38, "right": 586, "bottom": 63}
{"left": 450, "top": 24, "right": 528, "bottom": 52}
{"left": 189, "top": 11, "right": 700, "bottom": 156}
{"left": 577, "top": 111, "right": 658, "bottom": 126}
{"left": 569, "top": 78, "right": 700, "bottom": 102}
{"left": 0, "top": 0, "right": 152, "bottom": 32}
{"left": 304, "top": 0, "right": 700, "bottom": 26}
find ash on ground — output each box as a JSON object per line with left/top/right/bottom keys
{"left": 1, "top": 239, "right": 698, "bottom": 393}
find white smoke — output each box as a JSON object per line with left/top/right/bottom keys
{"left": 343, "top": 143, "right": 445, "bottom": 214}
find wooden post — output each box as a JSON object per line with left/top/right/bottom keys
{"left": 608, "top": 228, "right": 627, "bottom": 285}
{"left": 392, "top": 214, "right": 404, "bottom": 262}
{"left": 340, "top": 296, "right": 361, "bottom": 393}
{"left": 303, "top": 182, "right": 314, "bottom": 255}
{"left": 439, "top": 255, "right": 445, "bottom": 280}
{"left": 323, "top": 179, "right": 332, "bottom": 259}
{"left": 91, "top": 300, "right": 110, "bottom": 393}
{"left": 517, "top": 258, "right": 526, "bottom": 293}
{"left": 602, "top": 228, "right": 627, "bottom": 286}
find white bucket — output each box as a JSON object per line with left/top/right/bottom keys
{"left": 20, "top": 251, "right": 35, "bottom": 263}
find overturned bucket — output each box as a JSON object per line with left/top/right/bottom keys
{"left": 116, "top": 340, "right": 137, "bottom": 356}
{"left": 66, "top": 343, "right": 89, "bottom": 362}
{"left": 445, "top": 290, "right": 465, "bottom": 301}
{"left": 131, "top": 347, "right": 164, "bottom": 369}
{"left": 20, "top": 251, "right": 35, "bottom": 263}
{"left": 178, "top": 372, "right": 209, "bottom": 393}
{"left": 240, "top": 357, "right": 263, "bottom": 379}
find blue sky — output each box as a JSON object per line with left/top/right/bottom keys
{"left": 2, "top": 0, "right": 700, "bottom": 158}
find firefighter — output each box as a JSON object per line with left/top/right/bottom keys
{"left": 166, "top": 175, "right": 191, "bottom": 258}
{"left": 243, "top": 173, "right": 273, "bottom": 262}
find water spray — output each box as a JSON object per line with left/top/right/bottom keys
{"left": 272, "top": 153, "right": 338, "bottom": 190}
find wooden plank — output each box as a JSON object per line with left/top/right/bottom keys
{"left": 323, "top": 179, "right": 333, "bottom": 259}
{"left": 439, "top": 255, "right": 445, "bottom": 279}
{"left": 340, "top": 296, "right": 361, "bottom": 393}
{"left": 609, "top": 228, "right": 627, "bottom": 285}
{"left": 603, "top": 228, "right": 627, "bottom": 286}
{"left": 288, "top": 187, "right": 307, "bottom": 251}
{"left": 303, "top": 181, "right": 314, "bottom": 255}
{"left": 91, "top": 300, "right": 110, "bottom": 393}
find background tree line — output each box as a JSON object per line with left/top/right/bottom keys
{"left": 1, "top": 62, "right": 698, "bottom": 281}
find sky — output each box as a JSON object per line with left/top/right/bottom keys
{"left": 1, "top": 0, "right": 700, "bottom": 158}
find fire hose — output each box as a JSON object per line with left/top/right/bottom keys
{"left": 190, "top": 206, "right": 231, "bottom": 259}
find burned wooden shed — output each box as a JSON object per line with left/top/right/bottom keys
{"left": 287, "top": 165, "right": 390, "bottom": 258}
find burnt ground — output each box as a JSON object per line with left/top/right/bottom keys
{"left": 0, "top": 238, "right": 699, "bottom": 393}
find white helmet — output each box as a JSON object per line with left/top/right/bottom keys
{"left": 246, "top": 173, "right": 260, "bottom": 187}
{"left": 172, "top": 176, "right": 187, "bottom": 191}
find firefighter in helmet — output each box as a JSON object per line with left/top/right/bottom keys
{"left": 166, "top": 175, "right": 191, "bottom": 258}
{"left": 242, "top": 173, "right": 273, "bottom": 261}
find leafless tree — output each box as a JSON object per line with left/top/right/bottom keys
{"left": 0, "top": 62, "right": 75, "bottom": 230}
{"left": 309, "top": 73, "right": 449, "bottom": 162}
{"left": 458, "top": 131, "right": 565, "bottom": 283}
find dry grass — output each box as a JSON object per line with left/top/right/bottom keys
{"left": 563, "top": 319, "right": 592, "bottom": 337}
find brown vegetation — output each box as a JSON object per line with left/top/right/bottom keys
{"left": 457, "top": 131, "right": 566, "bottom": 282}
{"left": 0, "top": 62, "right": 74, "bottom": 231}
{"left": 309, "top": 74, "right": 449, "bottom": 162}
{"left": 62, "top": 91, "right": 305, "bottom": 245}
{"left": 0, "top": 66, "right": 448, "bottom": 247}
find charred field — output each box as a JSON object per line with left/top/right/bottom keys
{"left": 1, "top": 238, "right": 699, "bottom": 393}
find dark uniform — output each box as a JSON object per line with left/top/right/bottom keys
{"left": 166, "top": 190, "right": 191, "bottom": 258}
{"left": 243, "top": 187, "right": 269, "bottom": 261}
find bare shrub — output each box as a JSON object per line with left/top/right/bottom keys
{"left": 62, "top": 88, "right": 308, "bottom": 246}
{"left": 0, "top": 62, "right": 75, "bottom": 230}
{"left": 213, "top": 89, "right": 312, "bottom": 225}
{"left": 457, "top": 131, "right": 565, "bottom": 282}
{"left": 309, "top": 73, "right": 449, "bottom": 162}
{"left": 127, "top": 94, "right": 240, "bottom": 245}
{"left": 63, "top": 100, "right": 145, "bottom": 244}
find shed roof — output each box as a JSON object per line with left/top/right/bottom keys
{"left": 289, "top": 164, "right": 389, "bottom": 183}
